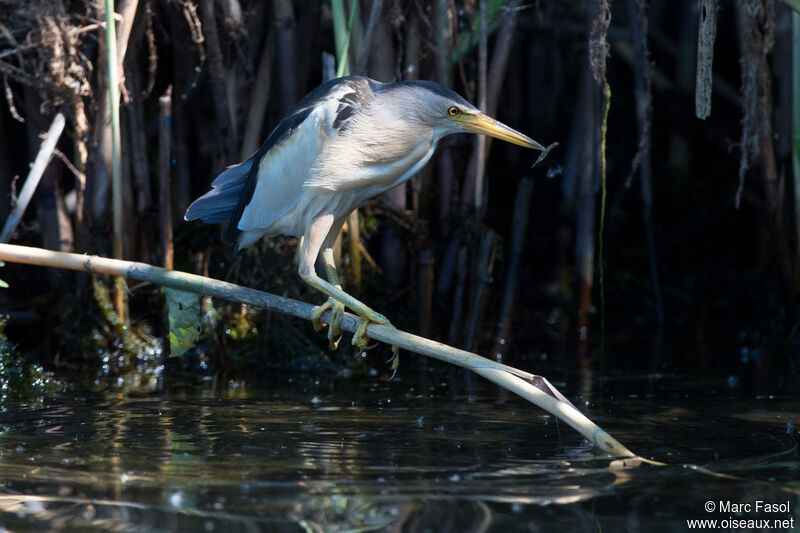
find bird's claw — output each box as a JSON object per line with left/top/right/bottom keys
{"left": 311, "top": 303, "right": 327, "bottom": 332}
{"left": 351, "top": 311, "right": 392, "bottom": 348}
{"left": 311, "top": 298, "right": 345, "bottom": 349}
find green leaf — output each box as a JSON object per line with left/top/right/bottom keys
{"left": 165, "top": 287, "right": 201, "bottom": 357}
{"left": 784, "top": 0, "right": 800, "bottom": 15}
{"left": 0, "top": 261, "right": 7, "bottom": 289}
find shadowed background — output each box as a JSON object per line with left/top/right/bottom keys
{"left": 0, "top": 0, "right": 796, "bottom": 389}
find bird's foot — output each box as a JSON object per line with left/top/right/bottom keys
{"left": 351, "top": 310, "right": 392, "bottom": 349}
{"left": 311, "top": 297, "right": 345, "bottom": 350}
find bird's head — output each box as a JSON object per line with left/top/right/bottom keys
{"left": 391, "top": 80, "right": 546, "bottom": 151}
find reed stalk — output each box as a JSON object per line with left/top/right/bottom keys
{"left": 695, "top": 0, "right": 718, "bottom": 119}
{"left": 200, "top": 0, "right": 237, "bottom": 163}
{"left": 0, "top": 113, "right": 65, "bottom": 243}
{"left": 598, "top": 82, "right": 610, "bottom": 353}
{"left": 491, "top": 178, "right": 532, "bottom": 363}
{"left": 240, "top": 30, "right": 273, "bottom": 160}
{"left": 104, "top": 0, "right": 126, "bottom": 322}
{"left": 464, "top": 229, "right": 495, "bottom": 352}
{"left": 331, "top": 0, "right": 365, "bottom": 287}
{"left": 159, "top": 88, "right": 173, "bottom": 270}
{"left": 474, "top": 1, "right": 488, "bottom": 214}
{"left": 331, "top": 0, "right": 358, "bottom": 78}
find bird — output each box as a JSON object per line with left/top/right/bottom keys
{"left": 185, "top": 75, "right": 550, "bottom": 351}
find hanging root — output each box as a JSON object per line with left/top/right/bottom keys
{"left": 386, "top": 345, "right": 400, "bottom": 380}
{"left": 588, "top": 0, "right": 611, "bottom": 85}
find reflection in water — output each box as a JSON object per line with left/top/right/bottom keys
{"left": 0, "top": 377, "right": 796, "bottom": 531}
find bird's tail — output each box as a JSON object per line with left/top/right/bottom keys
{"left": 184, "top": 160, "right": 253, "bottom": 238}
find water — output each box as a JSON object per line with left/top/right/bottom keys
{"left": 0, "top": 372, "right": 796, "bottom": 532}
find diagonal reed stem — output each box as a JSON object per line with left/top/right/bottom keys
{"left": 0, "top": 243, "right": 634, "bottom": 458}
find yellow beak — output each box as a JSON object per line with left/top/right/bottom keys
{"left": 458, "top": 113, "right": 546, "bottom": 151}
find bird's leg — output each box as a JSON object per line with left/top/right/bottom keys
{"left": 309, "top": 247, "right": 346, "bottom": 349}
{"left": 300, "top": 215, "right": 392, "bottom": 349}
{"left": 304, "top": 262, "right": 392, "bottom": 347}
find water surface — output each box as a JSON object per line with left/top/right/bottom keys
{"left": 0, "top": 372, "right": 797, "bottom": 531}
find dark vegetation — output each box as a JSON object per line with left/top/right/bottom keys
{"left": 0, "top": 0, "right": 798, "bottom": 391}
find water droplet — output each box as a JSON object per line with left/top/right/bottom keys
{"left": 169, "top": 491, "right": 183, "bottom": 508}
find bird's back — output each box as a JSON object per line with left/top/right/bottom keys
{"left": 185, "top": 77, "right": 377, "bottom": 247}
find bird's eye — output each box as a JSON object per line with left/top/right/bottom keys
{"left": 448, "top": 106, "right": 460, "bottom": 116}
